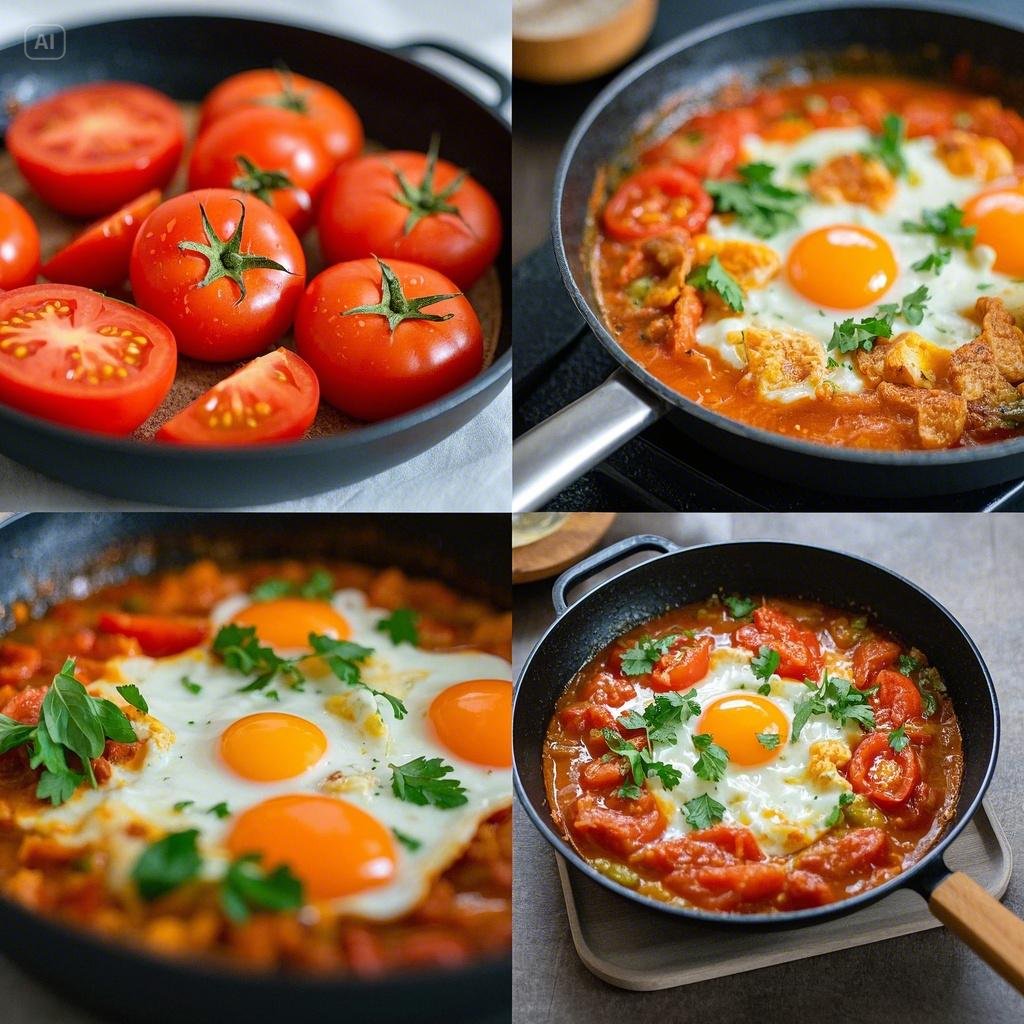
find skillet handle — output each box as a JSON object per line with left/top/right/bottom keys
{"left": 512, "top": 369, "right": 669, "bottom": 512}
{"left": 393, "top": 40, "right": 511, "bottom": 111}
{"left": 927, "top": 869, "right": 1024, "bottom": 993}
{"left": 551, "top": 534, "right": 681, "bottom": 616}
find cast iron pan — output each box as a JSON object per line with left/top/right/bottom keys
{"left": 0, "top": 16, "right": 511, "bottom": 507}
{"left": 0, "top": 513, "right": 511, "bottom": 1024}
{"left": 513, "top": 0, "right": 1024, "bottom": 510}
{"left": 514, "top": 533, "right": 1024, "bottom": 992}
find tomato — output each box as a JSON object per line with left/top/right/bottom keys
{"left": 579, "top": 672, "right": 636, "bottom": 707}
{"left": 1, "top": 685, "right": 45, "bottom": 724}
{"left": 872, "top": 669, "right": 924, "bottom": 728}
{"left": 130, "top": 189, "right": 305, "bottom": 362}
{"left": 578, "top": 758, "right": 628, "bottom": 792}
{"left": 198, "top": 68, "right": 363, "bottom": 164}
{"left": 852, "top": 638, "right": 900, "bottom": 690}
{"left": 0, "top": 641, "right": 41, "bottom": 686}
{"left": 559, "top": 702, "right": 615, "bottom": 739}
{"left": 187, "top": 108, "right": 334, "bottom": 235}
{"left": 783, "top": 870, "right": 832, "bottom": 909}
{"left": 156, "top": 348, "right": 319, "bottom": 447}
{"left": 316, "top": 139, "right": 501, "bottom": 289}
{"left": 7, "top": 82, "right": 184, "bottom": 217}
{"left": 0, "top": 194, "right": 39, "bottom": 289}
{"left": 294, "top": 256, "right": 483, "bottom": 421}
{"left": 796, "top": 826, "right": 890, "bottom": 878}
{"left": 848, "top": 733, "right": 921, "bottom": 809}
{"left": 569, "top": 791, "right": 666, "bottom": 857}
{"left": 603, "top": 166, "right": 712, "bottom": 241}
{"left": 97, "top": 612, "right": 206, "bottom": 657}
{"left": 735, "top": 606, "right": 824, "bottom": 681}
{"left": 651, "top": 635, "right": 713, "bottom": 691}
{"left": 641, "top": 109, "right": 759, "bottom": 178}
{"left": 41, "top": 190, "right": 160, "bottom": 290}
{"left": 902, "top": 97, "right": 955, "bottom": 138}
{"left": 0, "top": 284, "right": 175, "bottom": 434}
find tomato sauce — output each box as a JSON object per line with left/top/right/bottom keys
{"left": 543, "top": 595, "right": 962, "bottom": 914}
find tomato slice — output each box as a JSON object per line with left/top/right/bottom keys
{"left": 871, "top": 669, "right": 924, "bottom": 728}
{"left": 641, "top": 109, "right": 759, "bottom": 178}
{"left": 848, "top": 732, "right": 920, "bottom": 809}
{"left": 651, "top": 635, "right": 714, "bottom": 691}
{"left": 97, "top": 613, "right": 207, "bottom": 657}
{"left": 155, "top": 347, "right": 318, "bottom": 446}
{"left": 852, "top": 638, "right": 900, "bottom": 689}
{"left": 42, "top": 190, "right": 161, "bottom": 290}
{"left": 7, "top": 83, "right": 185, "bottom": 217}
{"left": 603, "top": 167, "right": 712, "bottom": 241}
{"left": 0, "top": 284, "right": 175, "bottom": 435}
{"left": 735, "top": 606, "right": 824, "bottom": 681}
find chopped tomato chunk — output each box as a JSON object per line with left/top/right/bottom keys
{"left": 651, "top": 635, "right": 713, "bottom": 691}
{"left": 853, "top": 638, "right": 900, "bottom": 689}
{"left": 569, "top": 791, "right": 666, "bottom": 857}
{"left": 735, "top": 606, "right": 823, "bottom": 681}
{"left": 871, "top": 669, "right": 923, "bottom": 728}
{"left": 97, "top": 613, "right": 207, "bottom": 657}
{"left": 795, "top": 827, "right": 891, "bottom": 878}
{"left": 848, "top": 733, "right": 921, "bottom": 810}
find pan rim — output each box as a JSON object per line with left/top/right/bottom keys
{"left": 551, "top": 0, "right": 1024, "bottom": 470}
{"left": 512, "top": 537, "right": 1000, "bottom": 927}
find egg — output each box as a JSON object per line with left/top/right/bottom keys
{"left": 14, "top": 587, "right": 512, "bottom": 921}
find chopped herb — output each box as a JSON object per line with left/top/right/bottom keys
{"left": 116, "top": 684, "right": 148, "bottom": 714}
{"left": 756, "top": 730, "right": 780, "bottom": 751}
{"left": 249, "top": 578, "right": 294, "bottom": 602}
{"left": 180, "top": 676, "right": 202, "bottom": 695}
{"left": 173, "top": 800, "right": 194, "bottom": 812}
{"left": 912, "top": 248, "right": 951, "bottom": 274}
{"left": 692, "top": 732, "right": 729, "bottom": 783}
{"left": 250, "top": 570, "right": 334, "bottom": 602}
{"left": 392, "top": 828, "right": 422, "bottom": 853}
{"left": 902, "top": 203, "right": 976, "bottom": 251}
{"left": 686, "top": 255, "right": 744, "bottom": 312}
{"left": 684, "top": 793, "right": 727, "bottom": 830}
{"left": 792, "top": 160, "right": 816, "bottom": 176}
{"left": 897, "top": 654, "right": 921, "bottom": 676}
{"left": 603, "top": 729, "right": 682, "bottom": 796}
{"left": 829, "top": 310, "right": 895, "bottom": 353}
{"left": 219, "top": 854, "right": 303, "bottom": 923}
{"left": 390, "top": 756, "right": 468, "bottom": 809}
{"left": 864, "top": 113, "right": 907, "bottom": 177}
{"left": 757, "top": 682, "right": 772, "bottom": 696}
{"left": 750, "top": 646, "right": 780, "bottom": 681}
{"left": 132, "top": 829, "right": 202, "bottom": 901}
{"left": 376, "top": 607, "right": 419, "bottom": 646}
{"left": 212, "top": 624, "right": 304, "bottom": 692}
{"left": 977, "top": 282, "right": 993, "bottom": 291}
{"left": 265, "top": 689, "right": 280, "bottom": 701}
{"left": 792, "top": 672, "right": 876, "bottom": 740}
{"left": 724, "top": 594, "right": 756, "bottom": 619}
{"left": 825, "top": 792, "right": 856, "bottom": 828}
{"left": 705, "top": 162, "right": 808, "bottom": 238}
{"left": 888, "top": 726, "right": 909, "bottom": 752}
{"left": 620, "top": 634, "right": 680, "bottom": 676}
{"left": 896, "top": 284, "right": 930, "bottom": 326}
{"left": 207, "top": 801, "right": 231, "bottom": 819}
{"left": 309, "top": 633, "right": 407, "bottom": 720}
{"left": 616, "top": 690, "right": 701, "bottom": 748}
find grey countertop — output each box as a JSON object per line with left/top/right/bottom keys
{"left": 513, "top": 513, "right": 1024, "bottom": 1024}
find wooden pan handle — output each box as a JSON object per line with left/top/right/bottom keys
{"left": 929, "top": 870, "right": 1024, "bottom": 993}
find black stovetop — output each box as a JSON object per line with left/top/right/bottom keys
{"left": 513, "top": 243, "right": 1024, "bottom": 511}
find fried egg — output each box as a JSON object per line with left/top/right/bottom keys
{"left": 15, "top": 587, "right": 512, "bottom": 921}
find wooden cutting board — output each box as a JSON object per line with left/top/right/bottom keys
{"left": 512, "top": 512, "right": 616, "bottom": 584}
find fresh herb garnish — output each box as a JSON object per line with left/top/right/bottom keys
{"left": 756, "top": 730, "right": 781, "bottom": 750}
{"left": 617, "top": 690, "right": 701, "bottom": 748}
{"left": 250, "top": 569, "right": 334, "bottom": 602}
{"left": 705, "top": 162, "right": 808, "bottom": 238}
{"left": 376, "top": 607, "right": 419, "bottom": 646}
{"left": 825, "top": 792, "right": 856, "bottom": 828}
{"left": 180, "top": 676, "right": 202, "bottom": 695}
{"left": 912, "top": 248, "right": 952, "bottom": 275}
{"left": 212, "top": 624, "right": 304, "bottom": 692}
{"left": 724, "top": 594, "right": 756, "bottom": 619}
{"left": 792, "top": 160, "right": 816, "bottom": 176}
{"left": 888, "top": 726, "right": 909, "bottom": 752}
{"left": 392, "top": 828, "right": 422, "bottom": 853}
{"left": 602, "top": 729, "right": 682, "bottom": 798}
{"left": 132, "top": 829, "right": 202, "bottom": 901}
{"left": 219, "top": 854, "right": 303, "bottom": 923}
{"left": 792, "top": 673, "right": 876, "bottom": 740}
{"left": 173, "top": 800, "right": 194, "bottom": 812}
{"left": 686, "top": 255, "right": 744, "bottom": 312}
{"left": 684, "top": 793, "right": 727, "bottom": 830}
{"left": 308, "top": 633, "right": 407, "bottom": 720}
{"left": 902, "top": 203, "right": 976, "bottom": 250}
{"left": 390, "top": 756, "right": 468, "bottom": 809}
{"left": 897, "top": 654, "right": 921, "bottom": 676}
{"left": 864, "top": 113, "right": 907, "bottom": 177}
{"left": 620, "top": 634, "right": 680, "bottom": 676}
{"left": 750, "top": 646, "right": 780, "bottom": 682}
{"left": 829, "top": 287, "right": 930, "bottom": 353}
{"left": 207, "top": 801, "right": 231, "bottom": 819}
{"left": 757, "top": 682, "right": 772, "bottom": 696}
{"left": 692, "top": 732, "right": 730, "bottom": 783}
{"left": 116, "top": 684, "right": 148, "bottom": 714}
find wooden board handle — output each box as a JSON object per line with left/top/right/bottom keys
{"left": 929, "top": 870, "right": 1024, "bottom": 993}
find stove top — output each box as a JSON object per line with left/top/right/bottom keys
{"left": 513, "top": 242, "right": 1024, "bottom": 511}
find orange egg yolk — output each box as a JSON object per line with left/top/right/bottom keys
{"left": 697, "top": 693, "right": 788, "bottom": 767}
{"left": 220, "top": 712, "right": 327, "bottom": 781}
{"left": 227, "top": 794, "right": 396, "bottom": 900}
{"left": 231, "top": 598, "right": 350, "bottom": 649}
{"left": 428, "top": 679, "right": 512, "bottom": 767}
{"left": 964, "top": 185, "right": 1024, "bottom": 276}
{"left": 786, "top": 224, "right": 897, "bottom": 309}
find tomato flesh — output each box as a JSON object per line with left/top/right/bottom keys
{"left": 603, "top": 166, "right": 713, "bottom": 241}
{"left": 0, "top": 194, "right": 40, "bottom": 289}
{"left": 872, "top": 668, "right": 924, "bottom": 728}
{"left": 97, "top": 613, "right": 207, "bottom": 657}
{"left": 852, "top": 638, "right": 900, "bottom": 689}
{"left": 651, "top": 635, "right": 713, "bottom": 691}
{"left": 735, "top": 606, "right": 824, "bottom": 681}
{"left": 848, "top": 732, "right": 921, "bottom": 809}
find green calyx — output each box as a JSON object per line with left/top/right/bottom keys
{"left": 259, "top": 63, "right": 309, "bottom": 114}
{"left": 177, "top": 199, "right": 292, "bottom": 305}
{"left": 341, "top": 256, "right": 460, "bottom": 334}
{"left": 231, "top": 154, "right": 294, "bottom": 206}
{"left": 391, "top": 133, "right": 468, "bottom": 235}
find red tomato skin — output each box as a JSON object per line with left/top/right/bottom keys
{"left": 852, "top": 638, "right": 900, "bottom": 690}
{"left": 735, "top": 606, "right": 824, "bottom": 681}
{"left": 650, "top": 635, "right": 714, "bottom": 691}
{"left": 603, "top": 166, "right": 713, "bottom": 241}
{"left": 97, "top": 613, "right": 207, "bottom": 657}
{"left": 187, "top": 108, "right": 334, "bottom": 235}
{"left": 848, "top": 732, "right": 921, "bottom": 809}
{"left": 130, "top": 189, "right": 306, "bottom": 362}
{"left": 0, "top": 194, "right": 40, "bottom": 289}
{"left": 7, "top": 83, "right": 184, "bottom": 217}
{"left": 0, "top": 284, "right": 175, "bottom": 435}
{"left": 317, "top": 152, "right": 501, "bottom": 289}
{"left": 872, "top": 669, "right": 924, "bottom": 728}
{"left": 42, "top": 190, "right": 161, "bottom": 290}
{"left": 294, "top": 257, "right": 483, "bottom": 421}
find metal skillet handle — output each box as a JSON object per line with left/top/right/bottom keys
{"left": 551, "top": 534, "right": 681, "bottom": 616}
{"left": 918, "top": 862, "right": 1024, "bottom": 993}
{"left": 513, "top": 369, "right": 669, "bottom": 513}
{"left": 393, "top": 40, "right": 511, "bottom": 111}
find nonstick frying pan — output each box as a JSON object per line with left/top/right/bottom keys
{"left": 0, "top": 512, "right": 511, "bottom": 1024}
{"left": 513, "top": 533, "right": 1024, "bottom": 992}
{"left": 512, "top": 1, "right": 1024, "bottom": 511}
{"left": 0, "top": 16, "right": 511, "bottom": 507}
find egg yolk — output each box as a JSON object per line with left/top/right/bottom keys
{"left": 428, "top": 679, "right": 512, "bottom": 767}
{"left": 231, "top": 598, "right": 350, "bottom": 649}
{"left": 220, "top": 712, "right": 327, "bottom": 781}
{"left": 227, "top": 794, "right": 396, "bottom": 900}
{"left": 964, "top": 185, "right": 1024, "bottom": 276}
{"left": 786, "top": 224, "right": 897, "bottom": 309}
{"left": 697, "top": 693, "right": 788, "bottom": 767}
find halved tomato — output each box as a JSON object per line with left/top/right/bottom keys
{"left": 848, "top": 732, "right": 920, "bottom": 810}
{"left": 97, "top": 613, "right": 207, "bottom": 657}
{"left": 7, "top": 82, "right": 185, "bottom": 217}
{"left": 651, "top": 635, "right": 714, "bottom": 691}
{"left": 155, "top": 347, "right": 318, "bottom": 446}
{"left": 0, "top": 194, "right": 40, "bottom": 289}
{"left": 0, "top": 284, "right": 175, "bottom": 434}
{"left": 42, "top": 190, "right": 161, "bottom": 290}
{"left": 603, "top": 166, "right": 712, "bottom": 241}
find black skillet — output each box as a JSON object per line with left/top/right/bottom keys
{"left": 512, "top": 0, "right": 1024, "bottom": 510}
{"left": 0, "top": 16, "right": 511, "bottom": 507}
{"left": 0, "top": 513, "right": 511, "bottom": 1024}
{"left": 513, "top": 533, "right": 1024, "bottom": 992}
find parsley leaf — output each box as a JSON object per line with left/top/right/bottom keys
{"left": 888, "top": 726, "right": 909, "bottom": 752}
{"left": 212, "top": 624, "right": 303, "bottom": 692}
{"left": 792, "top": 673, "right": 876, "bottom": 740}
{"left": 180, "top": 675, "right": 202, "bottom": 695}
{"left": 684, "top": 793, "right": 727, "bottom": 830}
{"left": 620, "top": 634, "right": 679, "bottom": 676}
{"left": 132, "top": 829, "right": 202, "bottom": 901}
{"left": 603, "top": 729, "right": 682, "bottom": 795}
{"left": 705, "top": 162, "right": 808, "bottom": 238}
{"left": 116, "top": 684, "right": 148, "bottom": 714}
{"left": 250, "top": 570, "right": 334, "bottom": 602}
{"left": 756, "top": 730, "right": 781, "bottom": 750}
{"left": 898, "top": 284, "right": 930, "bottom": 326}
{"left": 912, "top": 248, "right": 951, "bottom": 275}
{"left": 757, "top": 682, "right": 772, "bottom": 696}
{"left": 864, "top": 113, "right": 907, "bottom": 177}
{"left": 902, "top": 203, "right": 976, "bottom": 250}
{"left": 173, "top": 800, "right": 194, "bottom": 812}
{"left": 207, "top": 801, "right": 231, "bottom": 819}
{"left": 308, "top": 633, "right": 407, "bottom": 720}
{"left": 617, "top": 690, "right": 701, "bottom": 748}
{"left": 219, "top": 854, "right": 303, "bottom": 923}
{"left": 792, "top": 160, "right": 816, "bottom": 176}
{"left": 724, "top": 594, "right": 756, "bottom": 619}
{"left": 825, "top": 792, "right": 855, "bottom": 828}
{"left": 0, "top": 715, "right": 36, "bottom": 755}
{"left": 897, "top": 654, "right": 920, "bottom": 676}
{"left": 750, "top": 646, "right": 780, "bottom": 681}
{"left": 249, "top": 578, "right": 294, "bottom": 602}
{"left": 376, "top": 607, "right": 419, "bottom": 646}
{"left": 392, "top": 828, "right": 422, "bottom": 853}
{"left": 686, "top": 255, "right": 744, "bottom": 312}
{"left": 390, "top": 756, "right": 468, "bottom": 809}
{"left": 829, "top": 310, "right": 895, "bottom": 353}
{"left": 692, "top": 732, "right": 729, "bottom": 782}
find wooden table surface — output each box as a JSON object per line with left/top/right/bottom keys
{"left": 513, "top": 513, "right": 1024, "bottom": 1024}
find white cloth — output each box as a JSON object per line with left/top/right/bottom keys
{"left": 0, "top": 0, "right": 511, "bottom": 511}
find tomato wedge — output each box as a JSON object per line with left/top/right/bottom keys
{"left": 735, "top": 606, "right": 824, "bottom": 681}
{"left": 852, "top": 638, "right": 900, "bottom": 690}
{"left": 0, "top": 194, "right": 40, "bottom": 289}
{"left": 0, "top": 285, "right": 175, "bottom": 435}
{"left": 155, "top": 347, "right": 318, "bottom": 446}
{"left": 7, "top": 82, "right": 185, "bottom": 217}
{"left": 97, "top": 613, "right": 207, "bottom": 657}
{"left": 603, "top": 166, "right": 712, "bottom": 241}
{"left": 848, "top": 732, "right": 921, "bottom": 809}
{"left": 651, "top": 635, "right": 714, "bottom": 691}
{"left": 871, "top": 669, "right": 924, "bottom": 728}
{"left": 42, "top": 190, "right": 161, "bottom": 290}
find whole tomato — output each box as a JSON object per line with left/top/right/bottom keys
{"left": 129, "top": 189, "right": 305, "bottom": 362}
{"left": 294, "top": 256, "right": 483, "bottom": 421}
{"left": 0, "top": 193, "right": 39, "bottom": 289}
